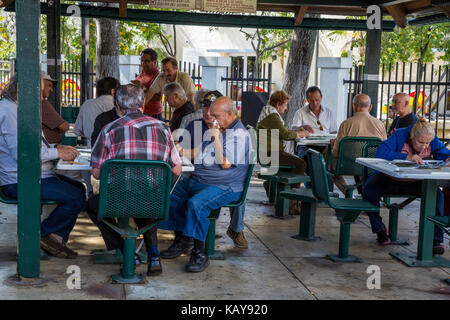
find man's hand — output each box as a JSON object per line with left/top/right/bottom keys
{"left": 302, "top": 125, "right": 314, "bottom": 133}
{"left": 57, "top": 145, "right": 79, "bottom": 161}
{"left": 296, "top": 128, "right": 310, "bottom": 139}
{"left": 210, "top": 121, "right": 221, "bottom": 142}
{"left": 406, "top": 154, "right": 424, "bottom": 164}
{"left": 175, "top": 142, "right": 184, "bottom": 157}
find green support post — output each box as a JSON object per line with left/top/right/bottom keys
{"left": 391, "top": 180, "right": 450, "bottom": 267}
{"left": 388, "top": 208, "right": 409, "bottom": 245}
{"left": 16, "top": 0, "right": 42, "bottom": 279}
{"left": 292, "top": 202, "right": 320, "bottom": 241}
{"left": 362, "top": 28, "right": 381, "bottom": 118}
{"left": 328, "top": 222, "right": 361, "bottom": 263}
{"left": 206, "top": 217, "right": 225, "bottom": 260}
{"left": 274, "top": 182, "right": 290, "bottom": 218}
{"left": 47, "top": 0, "right": 62, "bottom": 113}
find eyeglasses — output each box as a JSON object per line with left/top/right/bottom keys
{"left": 317, "top": 120, "right": 323, "bottom": 131}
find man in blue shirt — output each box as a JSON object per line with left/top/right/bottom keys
{"left": 161, "top": 96, "right": 252, "bottom": 272}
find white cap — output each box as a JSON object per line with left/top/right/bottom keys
{"left": 41, "top": 71, "right": 57, "bottom": 83}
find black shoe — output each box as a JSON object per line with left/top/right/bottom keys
{"left": 433, "top": 243, "right": 445, "bottom": 255}
{"left": 185, "top": 249, "right": 210, "bottom": 273}
{"left": 147, "top": 255, "right": 162, "bottom": 276}
{"left": 160, "top": 237, "right": 193, "bottom": 259}
{"left": 263, "top": 180, "right": 270, "bottom": 198}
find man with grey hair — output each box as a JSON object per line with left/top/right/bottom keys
{"left": 388, "top": 92, "right": 418, "bottom": 137}
{"left": 177, "top": 88, "right": 210, "bottom": 131}
{"left": 163, "top": 82, "right": 195, "bottom": 133}
{"left": 88, "top": 84, "right": 182, "bottom": 277}
{"left": 160, "top": 96, "right": 252, "bottom": 273}
{"left": 330, "top": 93, "right": 387, "bottom": 193}
{"left": 0, "top": 75, "right": 86, "bottom": 259}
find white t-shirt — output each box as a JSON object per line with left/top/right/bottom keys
{"left": 291, "top": 105, "right": 337, "bottom": 134}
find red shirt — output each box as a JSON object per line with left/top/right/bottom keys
{"left": 136, "top": 69, "right": 162, "bottom": 116}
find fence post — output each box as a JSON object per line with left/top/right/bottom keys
{"left": 362, "top": 29, "right": 381, "bottom": 118}
{"left": 9, "top": 58, "right": 16, "bottom": 75}
{"left": 47, "top": 0, "right": 62, "bottom": 113}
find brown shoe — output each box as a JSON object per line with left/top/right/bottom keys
{"left": 40, "top": 236, "right": 77, "bottom": 259}
{"left": 226, "top": 227, "right": 248, "bottom": 249}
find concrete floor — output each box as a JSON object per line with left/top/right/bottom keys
{"left": 0, "top": 176, "right": 449, "bottom": 300}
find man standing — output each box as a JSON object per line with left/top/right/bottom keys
{"left": 163, "top": 82, "right": 195, "bottom": 132}
{"left": 41, "top": 71, "right": 70, "bottom": 144}
{"left": 74, "top": 77, "right": 120, "bottom": 147}
{"left": 330, "top": 94, "right": 387, "bottom": 194}
{"left": 161, "top": 96, "right": 251, "bottom": 272}
{"left": 131, "top": 48, "right": 163, "bottom": 120}
{"left": 0, "top": 75, "right": 86, "bottom": 259}
{"left": 88, "top": 84, "right": 182, "bottom": 277}
{"left": 145, "top": 57, "right": 195, "bottom": 106}
{"left": 387, "top": 92, "right": 418, "bottom": 136}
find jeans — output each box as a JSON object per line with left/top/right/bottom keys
{"left": 229, "top": 205, "right": 245, "bottom": 233}
{"left": 362, "top": 173, "right": 444, "bottom": 243}
{"left": 159, "top": 178, "right": 242, "bottom": 242}
{"left": 2, "top": 174, "right": 86, "bottom": 242}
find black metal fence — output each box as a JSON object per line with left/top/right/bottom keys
{"left": 223, "top": 62, "right": 272, "bottom": 113}
{"left": 61, "top": 59, "right": 96, "bottom": 107}
{"left": 345, "top": 63, "right": 450, "bottom": 142}
{"left": 0, "top": 60, "right": 13, "bottom": 93}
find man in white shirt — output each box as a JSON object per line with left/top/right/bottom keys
{"left": 291, "top": 86, "right": 337, "bottom": 156}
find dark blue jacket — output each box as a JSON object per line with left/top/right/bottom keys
{"left": 375, "top": 124, "right": 450, "bottom": 161}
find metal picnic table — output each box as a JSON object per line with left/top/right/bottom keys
{"left": 355, "top": 157, "right": 450, "bottom": 267}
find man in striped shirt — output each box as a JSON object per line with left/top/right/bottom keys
{"left": 87, "top": 84, "right": 182, "bottom": 277}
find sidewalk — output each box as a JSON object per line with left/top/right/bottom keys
{"left": 0, "top": 177, "right": 449, "bottom": 300}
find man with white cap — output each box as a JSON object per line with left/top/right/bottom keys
{"left": 41, "top": 71, "right": 70, "bottom": 144}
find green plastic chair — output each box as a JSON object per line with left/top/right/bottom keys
{"left": 307, "top": 149, "right": 379, "bottom": 262}
{"left": 328, "top": 136, "right": 382, "bottom": 198}
{"left": 97, "top": 159, "right": 172, "bottom": 284}
{"left": 361, "top": 141, "right": 416, "bottom": 245}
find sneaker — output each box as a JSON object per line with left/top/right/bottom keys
{"left": 160, "top": 237, "right": 193, "bottom": 259}
{"left": 147, "top": 256, "right": 162, "bottom": 276}
{"left": 376, "top": 227, "right": 391, "bottom": 246}
{"left": 433, "top": 244, "right": 445, "bottom": 255}
{"left": 185, "top": 249, "right": 210, "bottom": 273}
{"left": 226, "top": 227, "right": 248, "bottom": 249}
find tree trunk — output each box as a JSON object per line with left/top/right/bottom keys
{"left": 282, "top": 26, "right": 318, "bottom": 128}
{"left": 95, "top": 3, "right": 120, "bottom": 80}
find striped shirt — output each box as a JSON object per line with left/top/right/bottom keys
{"left": 91, "top": 109, "right": 181, "bottom": 170}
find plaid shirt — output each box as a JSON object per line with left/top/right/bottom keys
{"left": 91, "top": 109, "right": 181, "bottom": 169}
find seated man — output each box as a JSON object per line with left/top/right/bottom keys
{"left": 330, "top": 94, "right": 387, "bottom": 194}
{"left": 163, "top": 82, "right": 195, "bottom": 133}
{"left": 387, "top": 92, "right": 418, "bottom": 137}
{"left": 87, "top": 84, "right": 182, "bottom": 277}
{"left": 41, "top": 71, "right": 70, "bottom": 144}
{"left": 0, "top": 75, "right": 86, "bottom": 259}
{"left": 173, "top": 90, "right": 249, "bottom": 249}
{"left": 161, "top": 96, "right": 251, "bottom": 272}
{"left": 291, "top": 86, "right": 337, "bottom": 157}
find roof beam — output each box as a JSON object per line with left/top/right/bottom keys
{"left": 385, "top": 4, "right": 407, "bottom": 27}
{"left": 408, "top": 12, "right": 450, "bottom": 24}
{"left": 431, "top": 0, "right": 450, "bottom": 17}
{"left": 119, "top": 0, "right": 127, "bottom": 17}
{"left": 4, "top": 2, "right": 396, "bottom": 31}
{"left": 294, "top": 6, "right": 308, "bottom": 25}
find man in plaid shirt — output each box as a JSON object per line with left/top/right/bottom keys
{"left": 87, "top": 84, "right": 182, "bottom": 277}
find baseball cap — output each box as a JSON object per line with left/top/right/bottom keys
{"left": 41, "top": 71, "right": 58, "bottom": 83}
{"left": 201, "top": 90, "right": 223, "bottom": 108}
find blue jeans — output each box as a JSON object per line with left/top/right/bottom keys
{"left": 362, "top": 173, "right": 444, "bottom": 243}
{"left": 159, "top": 178, "right": 242, "bottom": 242}
{"left": 229, "top": 205, "right": 246, "bottom": 233}
{"left": 2, "top": 174, "right": 86, "bottom": 242}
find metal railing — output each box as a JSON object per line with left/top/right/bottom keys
{"left": 344, "top": 63, "right": 450, "bottom": 142}
{"left": 61, "top": 59, "right": 96, "bottom": 107}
